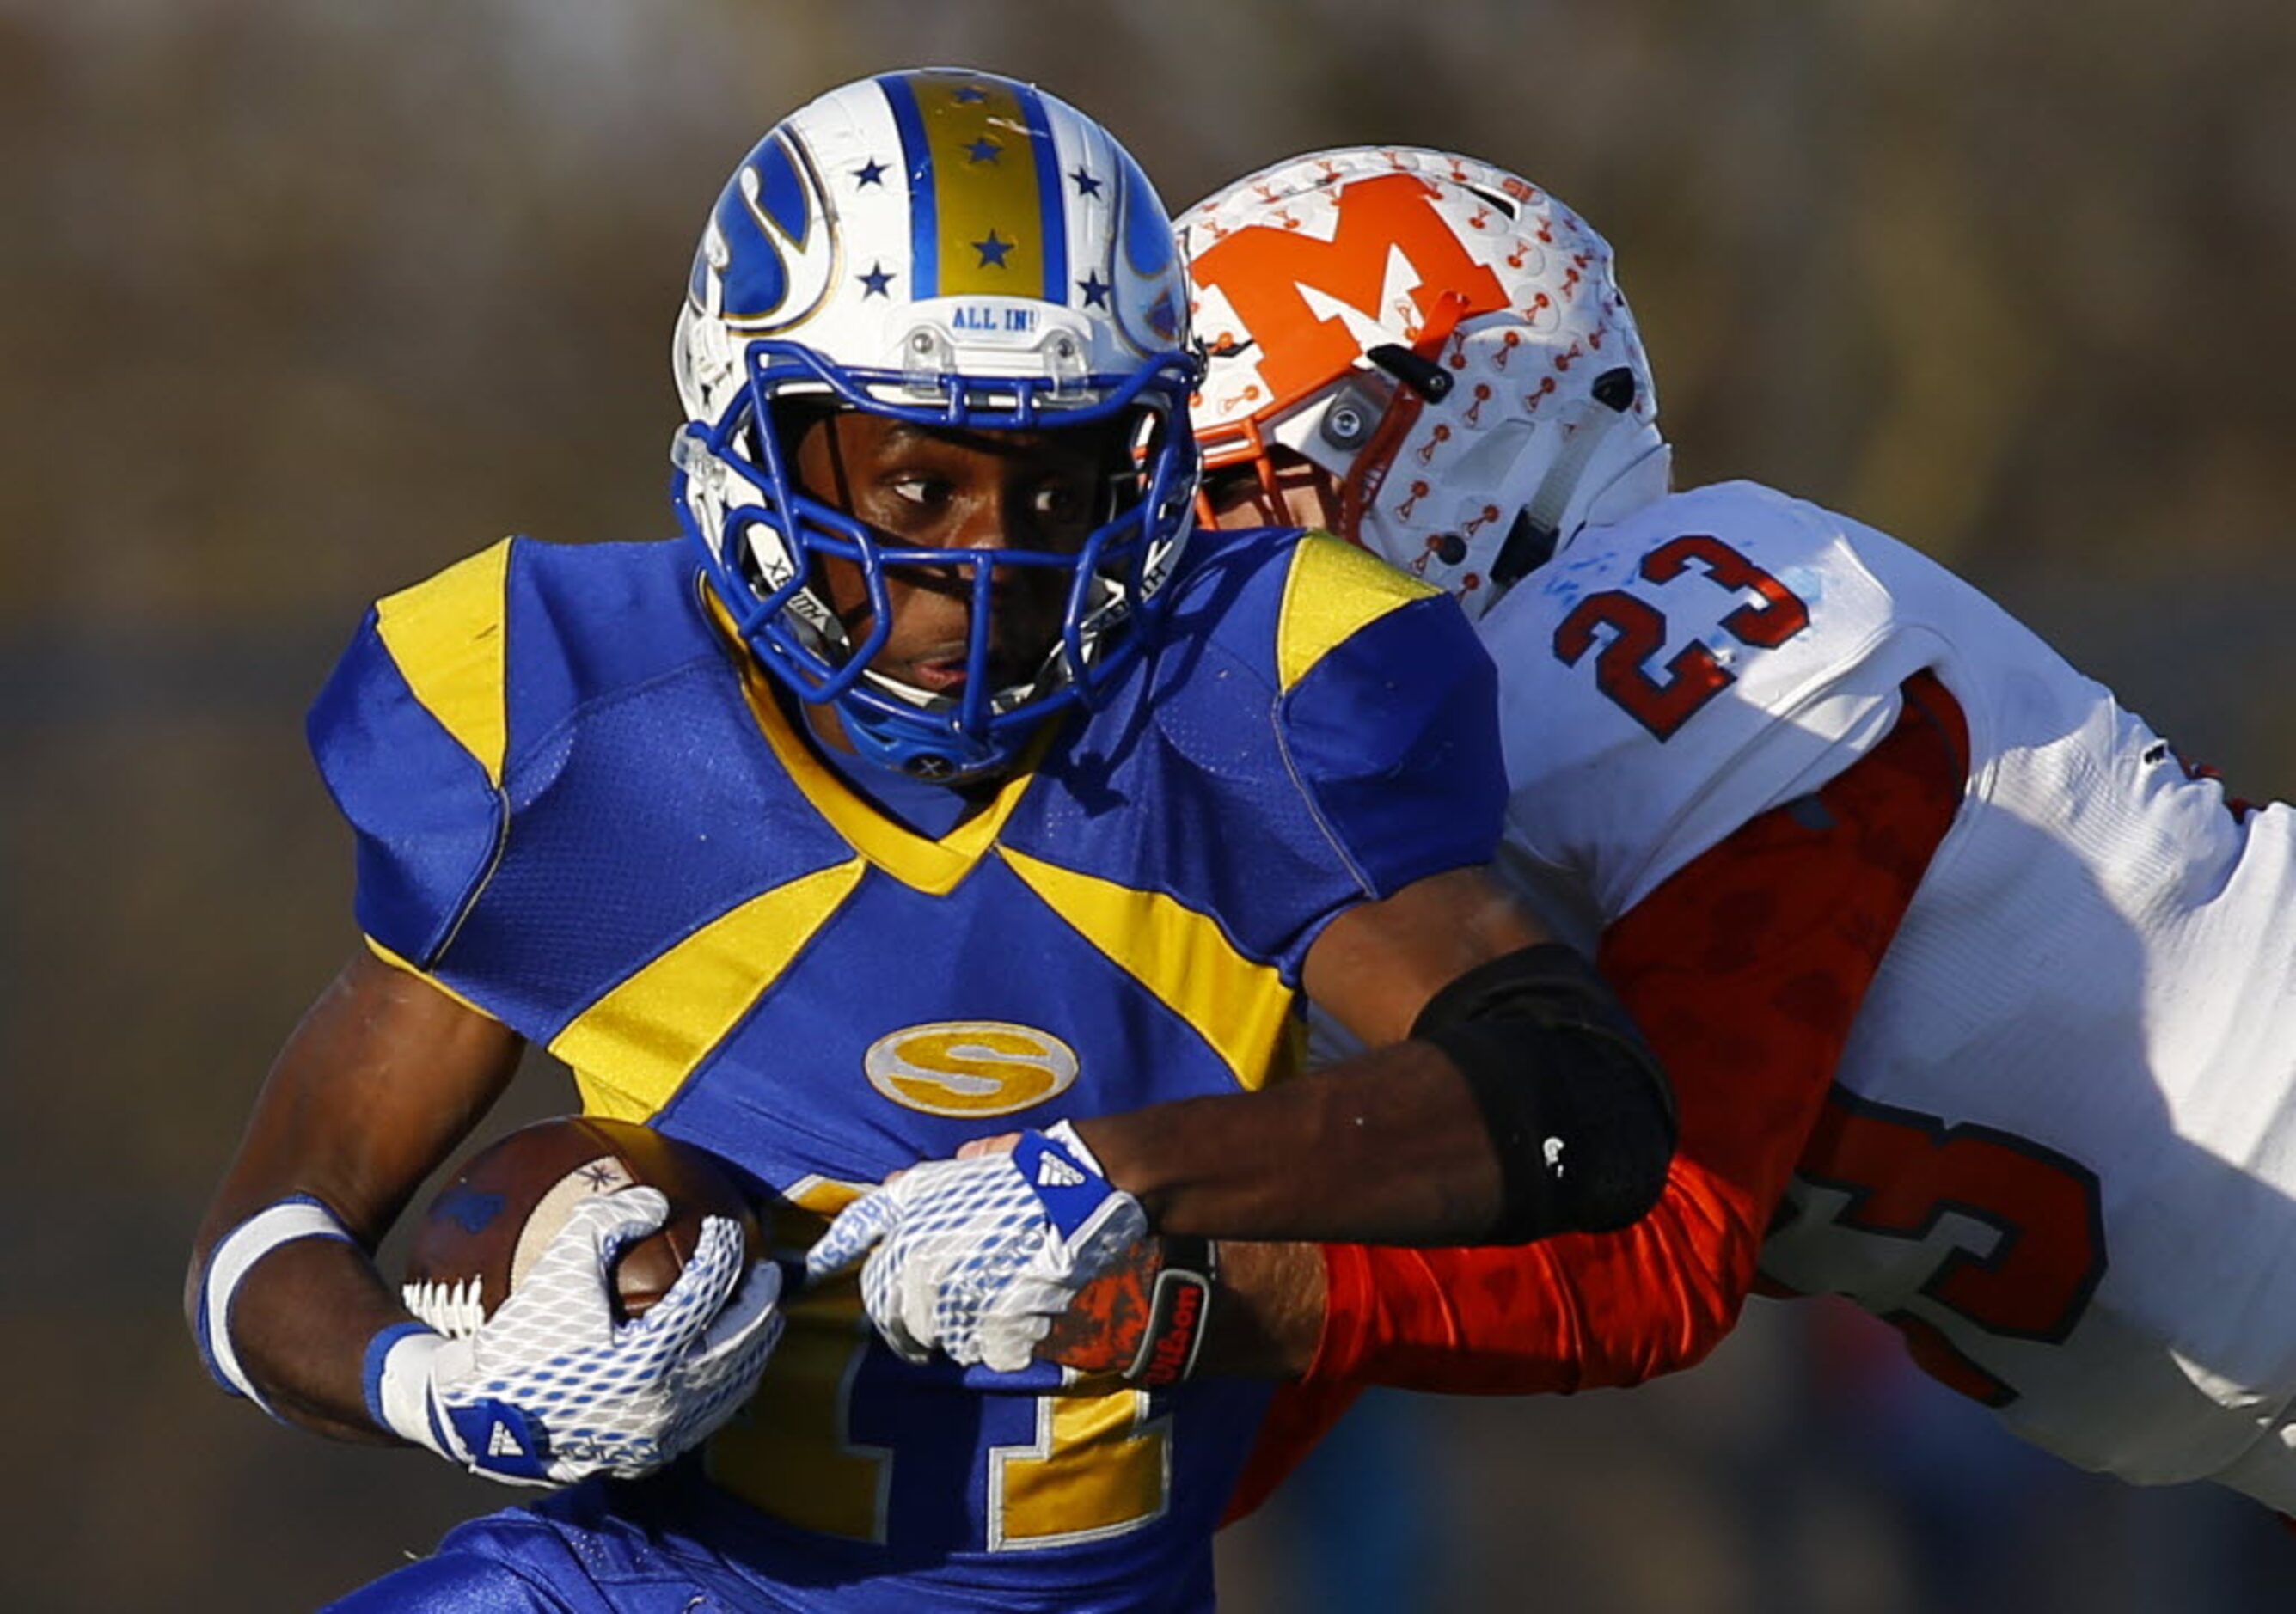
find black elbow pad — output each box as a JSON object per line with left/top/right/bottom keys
{"left": 1412, "top": 943, "right": 1676, "bottom": 1244}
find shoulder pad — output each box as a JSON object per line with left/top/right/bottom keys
{"left": 309, "top": 541, "right": 519, "bottom": 964}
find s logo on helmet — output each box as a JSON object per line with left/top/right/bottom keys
{"left": 1112, "top": 147, "right": 1186, "bottom": 355}
{"left": 687, "top": 130, "right": 837, "bottom": 333}
{"left": 863, "top": 1022, "right": 1081, "bottom": 1117}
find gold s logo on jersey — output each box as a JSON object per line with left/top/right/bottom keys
{"left": 863, "top": 1022, "right": 1080, "bottom": 1117}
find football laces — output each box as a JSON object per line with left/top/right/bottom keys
{"left": 402, "top": 1276, "right": 488, "bottom": 1339}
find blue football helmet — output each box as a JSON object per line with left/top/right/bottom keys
{"left": 671, "top": 69, "right": 1201, "bottom": 781}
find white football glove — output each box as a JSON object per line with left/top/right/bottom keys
{"left": 805, "top": 1122, "right": 1148, "bottom": 1373}
{"left": 370, "top": 1186, "right": 781, "bottom": 1486}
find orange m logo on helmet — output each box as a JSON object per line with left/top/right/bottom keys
{"left": 1191, "top": 172, "right": 1509, "bottom": 400}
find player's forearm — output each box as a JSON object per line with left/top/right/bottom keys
{"left": 1073, "top": 1040, "right": 1508, "bottom": 1244}
{"left": 1075, "top": 946, "right": 1683, "bottom": 1250}
{"left": 1197, "top": 1240, "right": 1327, "bottom": 1376}
{"left": 1209, "top": 1205, "right": 1736, "bottom": 1393}
{"left": 188, "top": 951, "right": 526, "bottom": 1444}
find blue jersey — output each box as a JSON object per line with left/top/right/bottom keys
{"left": 309, "top": 524, "right": 1503, "bottom": 1610}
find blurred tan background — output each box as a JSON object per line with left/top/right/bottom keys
{"left": 9, "top": 2, "right": 2295, "bottom": 1608}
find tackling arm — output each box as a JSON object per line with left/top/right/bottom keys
{"left": 1223, "top": 672, "right": 1968, "bottom": 1388}
{"left": 1205, "top": 674, "right": 1968, "bottom": 1522}
{"left": 977, "top": 676, "right": 1962, "bottom": 1389}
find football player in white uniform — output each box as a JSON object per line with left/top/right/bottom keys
{"left": 1148, "top": 145, "right": 2296, "bottom": 1516}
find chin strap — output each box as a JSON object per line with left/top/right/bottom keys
{"left": 1334, "top": 291, "right": 1475, "bottom": 545}
{"left": 1490, "top": 366, "right": 1643, "bottom": 592}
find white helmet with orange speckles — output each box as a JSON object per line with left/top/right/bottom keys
{"left": 1178, "top": 147, "right": 1669, "bottom": 618}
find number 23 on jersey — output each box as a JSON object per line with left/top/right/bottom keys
{"left": 1553, "top": 533, "right": 1812, "bottom": 738}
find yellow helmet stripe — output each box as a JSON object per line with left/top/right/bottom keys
{"left": 879, "top": 72, "right": 1063, "bottom": 302}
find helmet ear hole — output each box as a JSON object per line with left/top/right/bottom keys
{"left": 1489, "top": 507, "right": 1554, "bottom": 587}
{"left": 1319, "top": 386, "right": 1383, "bottom": 451}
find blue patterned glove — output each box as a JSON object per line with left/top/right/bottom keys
{"left": 371, "top": 1186, "right": 781, "bottom": 1485}
{"left": 806, "top": 1122, "right": 1149, "bottom": 1373}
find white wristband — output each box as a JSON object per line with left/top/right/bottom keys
{"left": 367, "top": 1326, "right": 456, "bottom": 1458}
{"left": 196, "top": 1195, "right": 354, "bottom": 1414}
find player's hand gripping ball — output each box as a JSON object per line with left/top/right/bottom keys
{"left": 403, "top": 1116, "right": 762, "bottom": 1332}
{"left": 381, "top": 1116, "right": 784, "bottom": 1486}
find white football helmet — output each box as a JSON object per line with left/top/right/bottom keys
{"left": 1179, "top": 147, "right": 1670, "bottom": 618}
{"left": 673, "top": 69, "right": 1199, "bottom": 779}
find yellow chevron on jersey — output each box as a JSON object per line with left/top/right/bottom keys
{"left": 1001, "top": 847, "right": 1294, "bottom": 1093}
{"left": 717, "top": 588, "right": 1047, "bottom": 896}
{"left": 552, "top": 858, "right": 869, "bottom": 1122}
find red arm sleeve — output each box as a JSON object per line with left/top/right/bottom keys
{"left": 1308, "top": 671, "right": 1970, "bottom": 1394}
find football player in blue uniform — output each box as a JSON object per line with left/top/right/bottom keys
{"left": 186, "top": 71, "right": 1676, "bottom": 1611}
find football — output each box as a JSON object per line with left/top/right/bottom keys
{"left": 401, "top": 1115, "right": 761, "bottom": 1336}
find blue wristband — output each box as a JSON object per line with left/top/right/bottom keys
{"left": 362, "top": 1322, "right": 435, "bottom": 1431}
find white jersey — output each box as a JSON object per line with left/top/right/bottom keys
{"left": 1479, "top": 480, "right": 2296, "bottom": 1506}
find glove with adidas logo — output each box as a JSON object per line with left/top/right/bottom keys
{"left": 367, "top": 1186, "right": 782, "bottom": 1486}
{"left": 806, "top": 1122, "right": 1148, "bottom": 1373}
